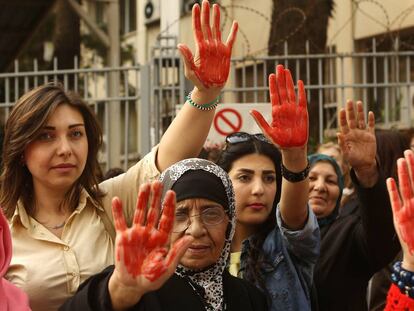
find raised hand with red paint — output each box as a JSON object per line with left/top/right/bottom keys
{"left": 250, "top": 64, "right": 309, "bottom": 230}
{"left": 108, "top": 181, "right": 193, "bottom": 310}
{"left": 387, "top": 150, "right": 414, "bottom": 266}
{"left": 250, "top": 64, "right": 308, "bottom": 149}
{"left": 385, "top": 152, "right": 414, "bottom": 310}
{"left": 178, "top": 0, "right": 238, "bottom": 91}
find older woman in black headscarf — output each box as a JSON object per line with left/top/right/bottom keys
{"left": 310, "top": 101, "right": 400, "bottom": 311}
{"left": 59, "top": 158, "right": 266, "bottom": 311}
{"left": 308, "top": 154, "right": 344, "bottom": 229}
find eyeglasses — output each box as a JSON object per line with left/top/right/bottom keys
{"left": 172, "top": 207, "right": 227, "bottom": 233}
{"left": 225, "top": 132, "right": 271, "bottom": 145}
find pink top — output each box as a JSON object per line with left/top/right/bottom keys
{"left": 0, "top": 209, "right": 31, "bottom": 311}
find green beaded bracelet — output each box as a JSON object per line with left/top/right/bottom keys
{"left": 186, "top": 91, "right": 219, "bottom": 111}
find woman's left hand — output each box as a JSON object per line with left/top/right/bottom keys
{"left": 178, "top": 0, "right": 238, "bottom": 93}
{"left": 387, "top": 150, "right": 414, "bottom": 270}
{"left": 250, "top": 64, "right": 308, "bottom": 150}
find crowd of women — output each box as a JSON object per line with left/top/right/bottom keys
{"left": 1, "top": 1, "right": 414, "bottom": 310}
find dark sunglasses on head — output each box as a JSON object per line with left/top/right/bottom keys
{"left": 225, "top": 132, "right": 271, "bottom": 145}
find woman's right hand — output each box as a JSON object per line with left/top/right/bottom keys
{"left": 108, "top": 181, "right": 193, "bottom": 310}
{"left": 250, "top": 64, "right": 309, "bottom": 230}
{"left": 337, "top": 100, "right": 378, "bottom": 187}
{"left": 250, "top": 64, "right": 308, "bottom": 150}
{"left": 386, "top": 150, "right": 414, "bottom": 271}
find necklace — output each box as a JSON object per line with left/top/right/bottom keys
{"left": 47, "top": 221, "right": 66, "bottom": 230}
{"left": 33, "top": 217, "right": 67, "bottom": 230}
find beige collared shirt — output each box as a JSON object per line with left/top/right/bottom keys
{"left": 5, "top": 148, "right": 159, "bottom": 311}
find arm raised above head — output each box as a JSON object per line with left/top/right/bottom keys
{"left": 337, "top": 100, "right": 378, "bottom": 188}
{"left": 384, "top": 151, "right": 414, "bottom": 310}
{"left": 157, "top": 0, "right": 238, "bottom": 172}
{"left": 251, "top": 64, "right": 309, "bottom": 230}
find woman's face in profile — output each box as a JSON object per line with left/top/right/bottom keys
{"left": 170, "top": 198, "right": 229, "bottom": 270}
{"left": 308, "top": 161, "right": 340, "bottom": 218}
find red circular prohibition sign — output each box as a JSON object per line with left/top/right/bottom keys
{"left": 214, "top": 108, "right": 242, "bottom": 136}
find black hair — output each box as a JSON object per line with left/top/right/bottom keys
{"left": 216, "top": 137, "right": 282, "bottom": 297}
{"left": 375, "top": 129, "right": 410, "bottom": 181}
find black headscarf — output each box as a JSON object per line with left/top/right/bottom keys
{"left": 160, "top": 158, "right": 235, "bottom": 311}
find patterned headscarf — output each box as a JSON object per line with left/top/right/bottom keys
{"left": 308, "top": 153, "right": 344, "bottom": 228}
{"left": 160, "top": 158, "right": 235, "bottom": 311}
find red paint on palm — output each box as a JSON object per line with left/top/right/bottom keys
{"left": 112, "top": 182, "right": 183, "bottom": 282}
{"left": 251, "top": 65, "right": 308, "bottom": 148}
{"left": 120, "top": 228, "right": 146, "bottom": 277}
{"left": 146, "top": 182, "right": 162, "bottom": 228}
{"left": 141, "top": 236, "right": 193, "bottom": 282}
{"left": 388, "top": 157, "right": 414, "bottom": 253}
{"left": 142, "top": 249, "right": 168, "bottom": 282}
{"left": 179, "top": 2, "right": 238, "bottom": 89}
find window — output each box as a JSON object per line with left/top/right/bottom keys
{"left": 120, "top": 0, "right": 137, "bottom": 34}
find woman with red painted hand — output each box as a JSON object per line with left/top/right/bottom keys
{"left": 384, "top": 150, "right": 414, "bottom": 310}
{"left": 1, "top": 1, "right": 238, "bottom": 310}
{"left": 60, "top": 159, "right": 267, "bottom": 311}
{"left": 217, "top": 65, "right": 319, "bottom": 311}
{"left": 311, "top": 101, "right": 399, "bottom": 311}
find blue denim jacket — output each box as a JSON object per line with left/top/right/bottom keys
{"left": 240, "top": 205, "right": 320, "bottom": 311}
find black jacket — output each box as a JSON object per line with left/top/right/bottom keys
{"left": 59, "top": 265, "right": 267, "bottom": 311}
{"left": 314, "top": 170, "right": 400, "bottom": 311}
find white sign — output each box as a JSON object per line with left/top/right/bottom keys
{"left": 207, "top": 103, "right": 271, "bottom": 145}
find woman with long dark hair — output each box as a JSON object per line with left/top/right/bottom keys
{"left": 217, "top": 64, "right": 319, "bottom": 311}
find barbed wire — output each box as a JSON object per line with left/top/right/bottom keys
{"left": 219, "top": 5, "right": 251, "bottom": 55}
{"left": 355, "top": 0, "right": 390, "bottom": 29}
{"left": 391, "top": 3, "right": 414, "bottom": 50}
{"left": 155, "top": 0, "right": 414, "bottom": 58}
{"left": 351, "top": 0, "right": 391, "bottom": 52}
{"left": 327, "top": 6, "right": 357, "bottom": 46}
{"left": 243, "top": 7, "right": 307, "bottom": 57}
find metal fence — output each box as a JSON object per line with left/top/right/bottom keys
{"left": 0, "top": 58, "right": 145, "bottom": 173}
{"left": 1, "top": 42, "right": 414, "bottom": 171}
{"left": 151, "top": 39, "right": 414, "bottom": 146}
{"left": 226, "top": 43, "right": 414, "bottom": 143}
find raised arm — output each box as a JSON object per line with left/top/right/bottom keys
{"left": 251, "top": 64, "right": 309, "bottom": 230}
{"left": 384, "top": 150, "right": 414, "bottom": 310}
{"left": 337, "top": 100, "right": 378, "bottom": 187}
{"left": 156, "top": 0, "right": 238, "bottom": 171}
{"left": 387, "top": 151, "right": 414, "bottom": 260}
{"left": 338, "top": 101, "right": 398, "bottom": 266}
